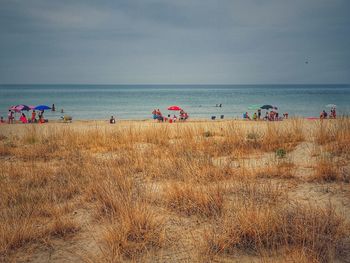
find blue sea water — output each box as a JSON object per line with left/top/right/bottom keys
{"left": 0, "top": 84, "right": 349, "bottom": 120}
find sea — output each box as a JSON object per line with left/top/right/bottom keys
{"left": 0, "top": 84, "right": 349, "bottom": 120}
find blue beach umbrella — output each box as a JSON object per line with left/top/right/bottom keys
{"left": 35, "top": 105, "right": 51, "bottom": 111}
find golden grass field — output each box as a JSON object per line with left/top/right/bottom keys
{"left": 0, "top": 118, "right": 349, "bottom": 262}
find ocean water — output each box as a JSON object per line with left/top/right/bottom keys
{"left": 0, "top": 84, "right": 349, "bottom": 120}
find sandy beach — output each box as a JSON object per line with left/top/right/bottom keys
{"left": 0, "top": 118, "right": 349, "bottom": 262}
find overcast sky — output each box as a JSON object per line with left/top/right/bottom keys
{"left": 0, "top": 0, "right": 349, "bottom": 84}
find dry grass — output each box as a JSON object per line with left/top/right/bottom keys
{"left": 163, "top": 183, "right": 224, "bottom": 217}
{"left": 312, "top": 157, "right": 341, "bottom": 182}
{"left": 314, "top": 118, "right": 350, "bottom": 156}
{"left": 255, "top": 161, "right": 296, "bottom": 179}
{"left": 100, "top": 205, "right": 166, "bottom": 261}
{"left": 0, "top": 118, "right": 349, "bottom": 262}
{"left": 204, "top": 202, "right": 348, "bottom": 263}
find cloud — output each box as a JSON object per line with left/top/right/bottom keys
{"left": 0, "top": 0, "right": 349, "bottom": 84}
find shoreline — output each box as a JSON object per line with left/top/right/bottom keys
{"left": 2, "top": 116, "right": 343, "bottom": 124}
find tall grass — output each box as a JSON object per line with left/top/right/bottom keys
{"left": 0, "top": 119, "right": 348, "bottom": 262}
{"left": 163, "top": 183, "right": 224, "bottom": 217}
{"left": 204, "top": 202, "right": 348, "bottom": 263}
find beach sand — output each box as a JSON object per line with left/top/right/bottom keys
{"left": 0, "top": 118, "right": 349, "bottom": 262}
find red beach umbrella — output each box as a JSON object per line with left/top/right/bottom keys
{"left": 168, "top": 105, "right": 182, "bottom": 111}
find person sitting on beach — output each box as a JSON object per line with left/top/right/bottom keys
{"left": 20, "top": 113, "right": 28, "bottom": 124}
{"left": 31, "top": 110, "right": 36, "bottom": 123}
{"left": 320, "top": 110, "right": 328, "bottom": 119}
{"left": 8, "top": 110, "right": 14, "bottom": 124}
{"left": 179, "top": 110, "right": 186, "bottom": 121}
{"left": 323, "top": 110, "right": 328, "bottom": 119}
{"left": 38, "top": 116, "right": 45, "bottom": 124}
{"left": 184, "top": 112, "right": 189, "bottom": 120}
{"left": 166, "top": 114, "right": 171, "bottom": 123}
{"left": 283, "top": 112, "right": 289, "bottom": 119}
{"left": 110, "top": 116, "right": 116, "bottom": 124}
{"left": 180, "top": 112, "right": 189, "bottom": 121}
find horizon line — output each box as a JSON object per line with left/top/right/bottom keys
{"left": 1, "top": 83, "right": 349, "bottom": 86}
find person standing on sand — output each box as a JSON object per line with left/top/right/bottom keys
{"left": 156, "top": 109, "right": 163, "bottom": 122}
{"left": 31, "top": 110, "right": 36, "bottom": 123}
{"left": 8, "top": 110, "right": 14, "bottom": 124}
{"left": 52, "top": 104, "right": 55, "bottom": 111}
{"left": 258, "top": 109, "right": 261, "bottom": 120}
{"left": 152, "top": 109, "right": 157, "bottom": 120}
{"left": 330, "top": 107, "right": 336, "bottom": 119}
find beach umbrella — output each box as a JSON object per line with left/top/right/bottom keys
{"left": 326, "top": 104, "right": 336, "bottom": 108}
{"left": 15, "top": 105, "right": 31, "bottom": 111}
{"left": 28, "top": 105, "right": 35, "bottom": 110}
{"left": 248, "top": 104, "right": 261, "bottom": 110}
{"left": 35, "top": 105, "right": 51, "bottom": 111}
{"left": 261, "top": 105, "right": 274, "bottom": 110}
{"left": 168, "top": 105, "right": 182, "bottom": 111}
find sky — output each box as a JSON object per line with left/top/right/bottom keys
{"left": 0, "top": 0, "right": 349, "bottom": 84}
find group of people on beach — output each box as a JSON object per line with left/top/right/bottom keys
{"left": 243, "top": 109, "right": 288, "bottom": 121}
{"left": 1, "top": 104, "right": 59, "bottom": 125}
{"left": 6, "top": 109, "right": 46, "bottom": 124}
{"left": 1, "top": 104, "right": 340, "bottom": 124}
{"left": 320, "top": 107, "right": 336, "bottom": 119}
{"left": 152, "top": 109, "right": 189, "bottom": 123}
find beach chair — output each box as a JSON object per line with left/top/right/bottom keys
{"left": 61, "top": 115, "right": 72, "bottom": 123}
